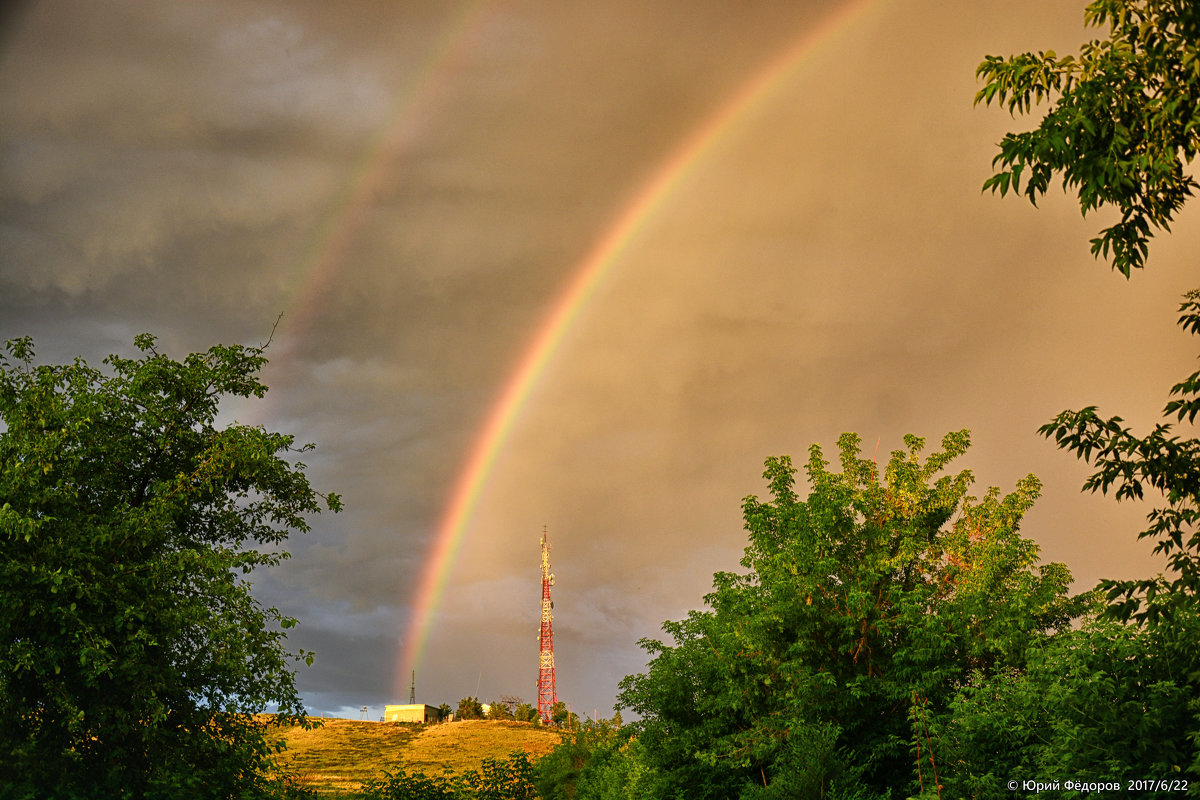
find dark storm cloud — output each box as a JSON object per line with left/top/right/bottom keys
{"left": 2, "top": 0, "right": 1195, "bottom": 719}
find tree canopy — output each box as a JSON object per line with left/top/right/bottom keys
{"left": 456, "top": 696, "right": 486, "bottom": 721}
{"left": 932, "top": 609, "right": 1200, "bottom": 797}
{"left": 976, "top": 0, "right": 1200, "bottom": 276}
{"left": 614, "top": 432, "right": 1079, "bottom": 799}
{"left": 487, "top": 700, "right": 514, "bottom": 721}
{"left": 513, "top": 702, "right": 540, "bottom": 724}
{"left": 0, "top": 334, "right": 339, "bottom": 798}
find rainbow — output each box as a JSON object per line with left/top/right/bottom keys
{"left": 270, "top": 2, "right": 489, "bottom": 364}
{"left": 396, "top": 0, "right": 881, "bottom": 690}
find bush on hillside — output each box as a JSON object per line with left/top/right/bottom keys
{"left": 360, "top": 752, "right": 535, "bottom": 800}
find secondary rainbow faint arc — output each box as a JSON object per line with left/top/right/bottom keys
{"left": 398, "top": 0, "right": 880, "bottom": 688}
{"left": 270, "top": 2, "right": 487, "bottom": 367}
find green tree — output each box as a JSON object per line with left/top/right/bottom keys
{"left": 437, "top": 703, "right": 453, "bottom": 722}
{"left": 1040, "top": 289, "right": 1200, "bottom": 625}
{"left": 569, "top": 735, "right": 663, "bottom": 800}
{"left": 534, "top": 721, "right": 616, "bottom": 800}
{"left": 976, "top": 0, "right": 1200, "bottom": 276}
{"left": 512, "top": 703, "right": 539, "bottom": 724}
{"left": 456, "top": 696, "right": 485, "bottom": 721}
{"left": 487, "top": 699, "right": 513, "bottom": 721}
{"left": 617, "top": 432, "right": 1079, "bottom": 799}
{"left": 549, "top": 700, "right": 577, "bottom": 730}
{"left": 534, "top": 716, "right": 645, "bottom": 800}
{"left": 0, "top": 334, "right": 340, "bottom": 798}
{"left": 933, "top": 607, "right": 1199, "bottom": 798}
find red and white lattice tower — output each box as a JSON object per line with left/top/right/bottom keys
{"left": 537, "top": 528, "right": 557, "bottom": 724}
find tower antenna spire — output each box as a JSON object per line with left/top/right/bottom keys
{"left": 537, "top": 526, "right": 557, "bottom": 724}
{"left": 409, "top": 669, "right": 416, "bottom": 705}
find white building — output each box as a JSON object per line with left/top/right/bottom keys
{"left": 383, "top": 704, "right": 443, "bottom": 723}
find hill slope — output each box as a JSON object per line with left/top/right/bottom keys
{"left": 398, "top": 719, "right": 562, "bottom": 777}
{"left": 273, "top": 718, "right": 562, "bottom": 795}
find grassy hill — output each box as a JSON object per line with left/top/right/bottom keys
{"left": 271, "top": 718, "right": 563, "bottom": 796}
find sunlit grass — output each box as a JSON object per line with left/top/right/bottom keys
{"left": 269, "top": 717, "right": 562, "bottom": 796}
{"left": 271, "top": 718, "right": 421, "bottom": 795}
{"left": 397, "top": 719, "right": 562, "bottom": 777}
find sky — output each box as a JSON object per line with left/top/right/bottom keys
{"left": 2, "top": 0, "right": 1198, "bottom": 722}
